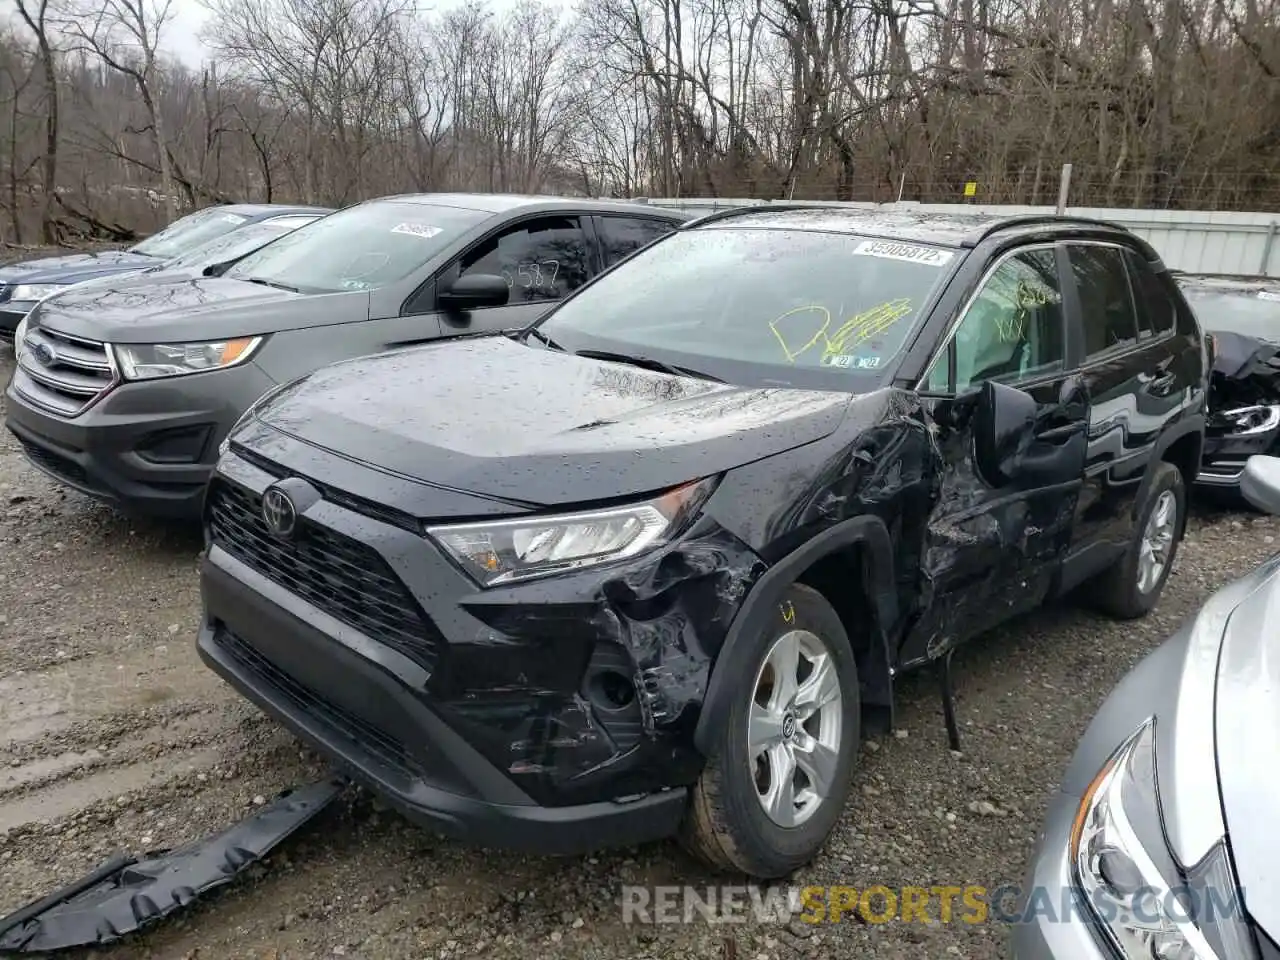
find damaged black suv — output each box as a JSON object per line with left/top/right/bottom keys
{"left": 197, "top": 207, "right": 1207, "bottom": 879}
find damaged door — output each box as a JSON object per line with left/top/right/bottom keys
{"left": 900, "top": 244, "right": 1087, "bottom": 667}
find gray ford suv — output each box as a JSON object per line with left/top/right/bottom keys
{"left": 4, "top": 194, "right": 688, "bottom": 519}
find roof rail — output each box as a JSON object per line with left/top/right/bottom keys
{"left": 679, "top": 202, "right": 840, "bottom": 230}
{"left": 964, "top": 213, "right": 1123, "bottom": 247}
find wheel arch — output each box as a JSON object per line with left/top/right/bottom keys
{"left": 693, "top": 516, "right": 899, "bottom": 756}
{"left": 1141, "top": 416, "right": 1203, "bottom": 538}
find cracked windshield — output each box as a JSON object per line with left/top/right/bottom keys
{"left": 538, "top": 227, "right": 956, "bottom": 386}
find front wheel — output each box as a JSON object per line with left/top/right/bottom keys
{"left": 680, "top": 584, "right": 860, "bottom": 878}
{"left": 1093, "top": 461, "right": 1186, "bottom": 619}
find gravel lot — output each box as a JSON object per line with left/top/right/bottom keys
{"left": 2, "top": 339, "right": 1278, "bottom": 960}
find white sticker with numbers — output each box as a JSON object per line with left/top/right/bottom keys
{"left": 852, "top": 239, "right": 954, "bottom": 267}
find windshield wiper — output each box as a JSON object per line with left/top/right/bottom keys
{"left": 522, "top": 327, "right": 564, "bottom": 351}
{"left": 573, "top": 348, "right": 723, "bottom": 382}
{"left": 243, "top": 276, "right": 299, "bottom": 293}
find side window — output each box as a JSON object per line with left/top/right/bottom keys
{"left": 1068, "top": 245, "right": 1140, "bottom": 356}
{"left": 924, "top": 248, "right": 1065, "bottom": 392}
{"left": 597, "top": 217, "right": 677, "bottom": 267}
{"left": 1124, "top": 250, "right": 1175, "bottom": 339}
{"left": 457, "top": 216, "right": 590, "bottom": 305}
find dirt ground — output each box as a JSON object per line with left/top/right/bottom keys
{"left": 1, "top": 341, "right": 1278, "bottom": 960}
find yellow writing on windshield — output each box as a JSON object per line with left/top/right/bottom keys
{"left": 769, "top": 299, "right": 914, "bottom": 364}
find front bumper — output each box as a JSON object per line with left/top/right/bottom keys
{"left": 4, "top": 359, "right": 276, "bottom": 519}
{"left": 196, "top": 444, "right": 758, "bottom": 853}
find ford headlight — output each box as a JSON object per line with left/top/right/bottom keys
{"left": 428, "top": 478, "right": 716, "bottom": 586}
{"left": 12, "top": 283, "right": 64, "bottom": 302}
{"left": 112, "top": 337, "right": 263, "bottom": 380}
{"left": 1071, "top": 718, "right": 1256, "bottom": 960}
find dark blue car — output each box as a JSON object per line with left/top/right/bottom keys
{"left": 0, "top": 203, "right": 330, "bottom": 340}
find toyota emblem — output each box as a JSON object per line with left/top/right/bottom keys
{"left": 261, "top": 486, "right": 297, "bottom": 537}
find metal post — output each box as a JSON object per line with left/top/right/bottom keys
{"left": 1056, "top": 163, "right": 1073, "bottom": 215}
{"left": 1261, "top": 221, "right": 1278, "bottom": 277}
{"left": 897, "top": 172, "right": 906, "bottom": 202}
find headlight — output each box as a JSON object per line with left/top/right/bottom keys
{"left": 1217, "top": 404, "right": 1280, "bottom": 437}
{"left": 1071, "top": 718, "right": 1256, "bottom": 960}
{"left": 428, "top": 478, "right": 716, "bottom": 587}
{"left": 112, "top": 337, "right": 263, "bottom": 380}
{"left": 11, "top": 283, "right": 63, "bottom": 301}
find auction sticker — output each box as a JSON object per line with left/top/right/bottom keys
{"left": 823, "top": 353, "right": 881, "bottom": 369}
{"left": 853, "top": 239, "right": 954, "bottom": 266}
{"left": 391, "top": 223, "right": 444, "bottom": 240}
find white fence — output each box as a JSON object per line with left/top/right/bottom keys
{"left": 639, "top": 198, "right": 1280, "bottom": 279}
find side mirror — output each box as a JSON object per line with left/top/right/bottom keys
{"left": 1241, "top": 455, "right": 1280, "bottom": 515}
{"left": 202, "top": 261, "right": 232, "bottom": 277}
{"left": 972, "top": 380, "right": 1037, "bottom": 486}
{"left": 438, "top": 273, "right": 509, "bottom": 312}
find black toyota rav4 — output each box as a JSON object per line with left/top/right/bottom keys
{"left": 197, "top": 208, "right": 1207, "bottom": 878}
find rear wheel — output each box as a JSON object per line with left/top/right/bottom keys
{"left": 680, "top": 584, "right": 860, "bottom": 878}
{"left": 1093, "top": 461, "right": 1185, "bottom": 619}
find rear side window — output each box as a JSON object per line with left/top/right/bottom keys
{"left": 597, "top": 217, "right": 677, "bottom": 267}
{"left": 1068, "top": 245, "right": 1139, "bottom": 357}
{"left": 1125, "top": 250, "right": 1175, "bottom": 338}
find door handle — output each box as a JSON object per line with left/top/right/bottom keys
{"left": 1036, "top": 421, "right": 1085, "bottom": 443}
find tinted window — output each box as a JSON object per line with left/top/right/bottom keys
{"left": 458, "top": 216, "right": 590, "bottom": 304}
{"left": 1126, "top": 251, "right": 1175, "bottom": 338}
{"left": 227, "top": 201, "right": 488, "bottom": 294}
{"left": 598, "top": 217, "right": 677, "bottom": 267}
{"left": 131, "top": 206, "right": 254, "bottom": 259}
{"left": 925, "top": 248, "right": 1065, "bottom": 392}
{"left": 536, "top": 229, "right": 955, "bottom": 388}
{"left": 1069, "top": 245, "right": 1139, "bottom": 356}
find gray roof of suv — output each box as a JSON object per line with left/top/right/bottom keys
{"left": 374, "top": 193, "right": 691, "bottom": 219}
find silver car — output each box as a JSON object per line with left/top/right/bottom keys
{"left": 1014, "top": 454, "right": 1280, "bottom": 959}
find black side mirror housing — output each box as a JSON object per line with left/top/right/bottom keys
{"left": 972, "top": 380, "right": 1037, "bottom": 486}
{"left": 202, "top": 261, "right": 231, "bottom": 277}
{"left": 438, "top": 273, "right": 510, "bottom": 312}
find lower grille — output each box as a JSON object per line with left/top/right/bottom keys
{"left": 217, "top": 629, "right": 424, "bottom": 782}
{"left": 19, "top": 439, "right": 95, "bottom": 489}
{"left": 14, "top": 325, "right": 116, "bottom": 417}
{"left": 207, "top": 478, "right": 441, "bottom": 673}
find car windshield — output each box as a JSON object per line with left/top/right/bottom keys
{"left": 534, "top": 227, "right": 956, "bottom": 388}
{"left": 157, "top": 219, "right": 309, "bottom": 271}
{"left": 130, "top": 206, "right": 258, "bottom": 259}
{"left": 1181, "top": 287, "right": 1280, "bottom": 342}
{"left": 226, "top": 201, "right": 490, "bottom": 294}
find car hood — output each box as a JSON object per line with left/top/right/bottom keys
{"left": 31, "top": 277, "right": 370, "bottom": 343}
{"left": 1208, "top": 330, "right": 1280, "bottom": 410}
{"left": 1214, "top": 563, "right": 1280, "bottom": 940}
{"left": 0, "top": 249, "right": 154, "bottom": 287}
{"left": 250, "top": 335, "right": 853, "bottom": 508}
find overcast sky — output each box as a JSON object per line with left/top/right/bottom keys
{"left": 163, "top": 0, "right": 212, "bottom": 65}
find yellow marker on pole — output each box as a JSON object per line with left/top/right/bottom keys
{"left": 963, "top": 181, "right": 977, "bottom": 198}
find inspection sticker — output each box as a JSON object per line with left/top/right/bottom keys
{"left": 391, "top": 222, "right": 444, "bottom": 240}
{"left": 1258, "top": 290, "right": 1280, "bottom": 303}
{"left": 853, "top": 239, "right": 954, "bottom": 266}
{"left": 823, "top": 353, "right": 881, "bottom": 369}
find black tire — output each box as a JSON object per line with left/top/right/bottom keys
{"left": 679, "top": 584, "right": 860, "bottom": 878}
{"left": 1093, "top": 461, "right": 1186, "bottom": 619}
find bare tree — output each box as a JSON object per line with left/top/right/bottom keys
{"left": 13, "top": 0, "right": 59, "bottom": 242}
{"left": 61, "top": 0, "right": 178, "bottom": 221}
